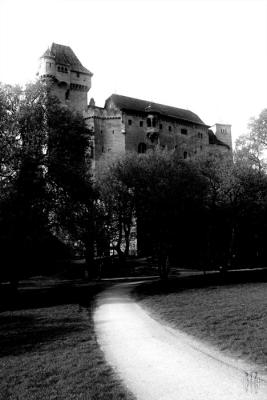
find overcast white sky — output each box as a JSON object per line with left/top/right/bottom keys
{"left": 1, "top": 0, "right": 267, "bottom": 144}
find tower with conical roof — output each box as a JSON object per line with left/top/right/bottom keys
{"left": 38, "top": 43, "right": 93, "bottom": 114}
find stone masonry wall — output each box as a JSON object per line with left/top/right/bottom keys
{"left": 85, "top": 107, "right": 125, "bottom": 162}
{"left": 124, "top": 111, "right": 210, "bottom": 157}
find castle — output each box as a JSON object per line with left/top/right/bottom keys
{"left": 38, "top": 43, "right": 232, "bottom": 162}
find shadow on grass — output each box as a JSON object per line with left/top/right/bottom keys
{"left": 0, "top": 280, "right": 107, "bottom": 312}
{"left": 0, "top": 279, "right": 108, "bottom": 357}
{"left": 134, "top": 268, "right": 267, "bottom": 299}
{"left": 0, "top": 313, "right": 84, "bottom": 357}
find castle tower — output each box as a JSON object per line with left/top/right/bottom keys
{"left": 214, "top": 123, "right": 232, "bottom": 150}
{"left": 38, "top": 43, "right": 93, "bottom": 114}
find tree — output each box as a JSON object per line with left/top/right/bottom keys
{"left": 196, "top": 147, "right": 267, "bottom": 270}
{"left": 235, "top": 109, "right": 267, "bottom": 171}
{"left": 96, "top": 149, "right": 208, "bottom": 278}
{"left": 0, "top": 81, "right": 95, "bottom": 283}
{"left": 95, "top": 153, "right": 137, "bottom": 259}
{"left": 46, "top": 98, "right": 96, "bottom": 274}
{"left": 0, "top": 83, "right": 22, "bottom": 202}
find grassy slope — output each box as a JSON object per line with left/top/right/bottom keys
{"left": 135, "top": 275, "right": 267, "bottom": 374}
{"left": 0, "top": 279, "right": 135, "bottom": 400}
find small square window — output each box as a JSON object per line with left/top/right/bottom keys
{"left": 140, "top": 121, "right": 143, "bottom": 127}
{"left": 168, "top": 126, "right": 172, "bottom": 132}
{"left": 181, "top": 128, "right": 188, "bottom": 135}
{"left": 128, "top": 119, "right": 132, "bottom": 126}
{"left": 76, "top": 72, "right": 80, "bottom": 77}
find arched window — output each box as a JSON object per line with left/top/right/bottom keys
{"left": 138, "top": 143, "right": 147, "bottom": 154}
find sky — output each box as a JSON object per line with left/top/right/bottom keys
{"left": 0, "top": 0, "right": 267, "bottom": 145}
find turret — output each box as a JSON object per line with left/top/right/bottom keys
{"left": 38, "top": 47, "right": 56, "bottom": 78}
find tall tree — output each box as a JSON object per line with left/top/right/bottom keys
{"left": 96, "top": 150, "right": 208, "bottom": 278}
{"left": 235, "top": 109, "right": 267, "bottom": 171}
{"left": 0, "top": 81, "right": 95, "bottom": 282}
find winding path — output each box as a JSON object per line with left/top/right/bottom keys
{"left": 93, "top": 281, "right": 267, "bottom": 400}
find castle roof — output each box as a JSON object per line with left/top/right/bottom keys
{"left": 41, "top": 43, "right": 93, "bottom": 76}
{"left": 106, "top": 94, "right": 208, "bottom": 126}
{"left": 208, "top": 129, "right": 230, "bottom": 149}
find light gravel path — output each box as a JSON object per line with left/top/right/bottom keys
{"left": 94, "top": 282, "right": 267, "bottom": 400}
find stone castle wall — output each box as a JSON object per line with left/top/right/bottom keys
{"left": 85, "top": 107, "right": 125, "bottom": 161}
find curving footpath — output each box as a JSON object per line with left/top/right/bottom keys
{"left": 93, "top": 281, "right": 267, "bottom": 400}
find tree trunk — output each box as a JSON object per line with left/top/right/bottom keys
{"left": 158, "top": 251, "right": 170, "bottom": 280}
{"left": 84, "top": 237, "right": 95, "bottom": 280}
{"left": 124, "top": 223, "right": 131, "bottom": 257}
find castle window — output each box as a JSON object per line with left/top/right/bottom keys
{"left": 102, "top": 146, "right": 104, "bottom": 153}
{"left": 200, "top": 145, "right": 203, "bottom": 151}
{"left": 198, "top": 132, "right": 203, "bottom": 139}
{"left": 140, "top": 121, "right": 143, "bottom": 127}
{"left": 168, "top": 126, "right": 172, "bottom": 132}
{"left": 152, "top": 117, "right": 157, "bottom": 127}
{"left": 128, "top": 119, "right": 132, "bottom": 126}
{"left": 65, "top": 89, "right": 70, "bottom": 100}
{"left": 112, "top": 130, "right": 115, "bottom": 134}
{"left": 183, "top": 151, "right": 188, "bottom": 159}
{"left": 76, "top": 72, "right": 80, "bottom": 78}
{"left": 147, "top": 118, "right": 152, "bottom": 127}
{"left": 181, "top": 128, "right": 188, "bottom": 135}
{"left": 159, "top": 124, "right": 163, "bottom": 129}
{"left": 46, "top": 62, "right": 51, "bottom": 69}
{"left": 138, "top": 142, "right": 147, "bottom": 154}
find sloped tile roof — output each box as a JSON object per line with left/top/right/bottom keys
{"left": 106, "top": 94, "right": 207, "bottom": 126}
{"left": 41, "top": 43, "right": 93, "bottom": 75}
{"left": 208, "top": 129, "right": 230, "bottom": 149}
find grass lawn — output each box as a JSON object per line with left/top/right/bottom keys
{"left": 134, "top": 271, "right": 267, "bottom": 375}
{"left": 0, "top": 278, "right": 135, "bottom": 400}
